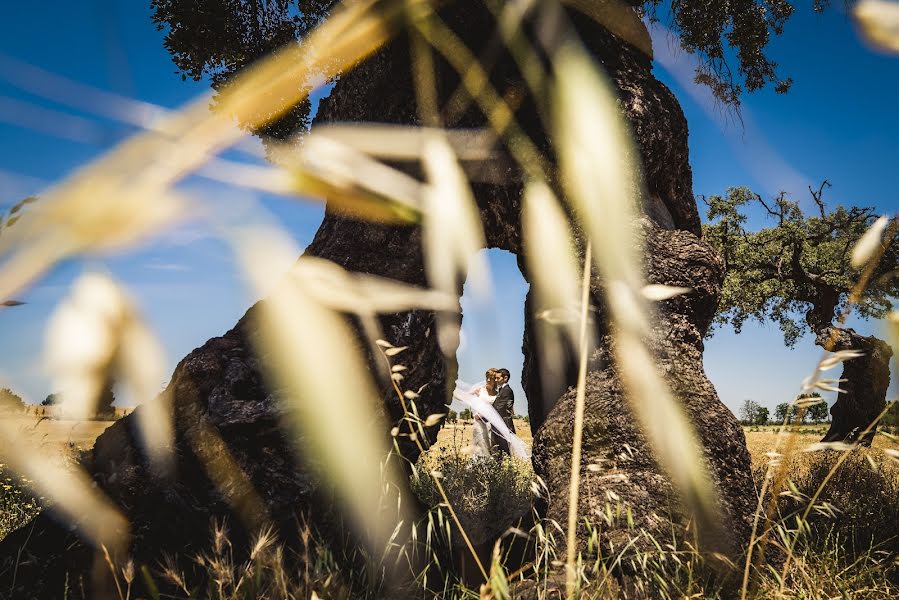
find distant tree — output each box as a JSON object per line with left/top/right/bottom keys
{"left": 41, "top": 385, "right": 116, "bottom": 419}
{"left": 0, "top": 388, "right": 26, "bottom": 413}
{"left": 774, "top": 402, "right": 793, "bottom": 424}
{"left": 739, "top": 399, "right": 761, "bottom": 425}
{"left": 445, "top": 409, "right": 458, "bottom": 422}
{"left": 754, "top": 406, "right": 770, "bottom": 426}
{"left": 704, "top": 184, "right": 898, "bottom": 444}
{"left": 459, "top": 408, "right": 472, "bottom": 421}
{"left": 802, "top": 393, "right": 830, "bottom": 424}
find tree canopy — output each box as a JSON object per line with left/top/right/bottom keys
{"left": 702, "top": 183, "right": 898, "bottom": 348}
{"left": 150, "top": 0, "right": 806, "bottom": 142}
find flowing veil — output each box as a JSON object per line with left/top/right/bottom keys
{"left": 452, "top": 380, "right": 530, "bottom": 460}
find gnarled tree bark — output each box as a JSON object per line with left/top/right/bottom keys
{"left": 818, "top": 327, "right": 893, "bottom": 446}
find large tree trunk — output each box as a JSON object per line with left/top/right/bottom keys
{"left": 819, "top": 327, "right": 893, "bottom": 446}
{"left": 0, "top": 4, "right": 754, "bottom": 597}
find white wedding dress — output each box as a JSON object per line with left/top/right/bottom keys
{"left": 470, "top": 388, "right": 495, "bottom": 457}
{"left": 453, "top": 380, "right": 531, "bottom": 460}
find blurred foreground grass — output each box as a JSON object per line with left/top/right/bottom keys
{"left": 2, "top": 418, "right": 899, "bottom": 597}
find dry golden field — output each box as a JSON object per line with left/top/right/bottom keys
{"left": 0, "top": 411, "right": 124, "bottom": 461}
{"left": 431, "top": 420, "right": 899, "bottom": 472}
{"left": 431, "top": 418, "right": 533, "bottom": 455}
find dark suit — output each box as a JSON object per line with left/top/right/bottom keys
{"left": 492, "top": 384, "right": 516, "bottom": 455}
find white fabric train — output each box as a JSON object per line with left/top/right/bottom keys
{"left": 452, "top": 379, "right": 530, "bottom": 460}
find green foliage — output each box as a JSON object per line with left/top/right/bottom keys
{"left": 95, "top": 384, "right": 116, "bottom": 420}
{"left": 151, "top": 0, "right": 811, "bottom": 149}
{"left": 740, "top": 399, "right": 760, "bottom": 424}
{"left": 883, "top": 401, "right": 899, "bottom": 429}
{"left": 0, "top": 388, "right": 25, "bottom": 414}
{"left": 806, "top": 395, "right": 830, "bottom": 423}
{"left": 703, "top": 184, "right": 898, "bottom": 347}
{"left": 775, "top": 401, "right": 794, "bottom": 424}
{"left": 741, "top": 400, "right": 770, "bottom": 425}
{"left": 458, "top": 408, "right": 472, "bottom": 421}
{"left": 640, "top": 0, "right": 795, "bottom": 104}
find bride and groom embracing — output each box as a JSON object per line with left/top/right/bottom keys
{"left": 453, "top": 368, "right": 529, "bottom": 460}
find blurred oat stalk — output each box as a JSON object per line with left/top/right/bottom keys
{"left": 552, "top": 40, "right": 723, "bottom": 588}
{"left": 855, "top": 0, "right": 899, "bottom": 53}
{"left": 0, "top": 0, "right": 417, "bottom": 566}
{"left": 0, "top": 0, "right": 409, "bottom": 304}
{"left": 46, "top": 273, "right": 174, "bottom": 473}
{"left": 231, "top": 224, "right": 462, "bottom": 553}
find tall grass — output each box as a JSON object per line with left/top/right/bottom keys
{"left": 0, "top": 0, "right": 897, "bottom": 598}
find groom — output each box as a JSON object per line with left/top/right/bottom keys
{"left": 492, "top": 368, "right": 516, "bottom": 456}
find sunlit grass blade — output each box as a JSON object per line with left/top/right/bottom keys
{"left": 311, "top": 124, "right": 499, "bottom": 162}
{"left": 854, "top": 0, "right": 899, "bottom": 53}
{"left": 552, "top": 40, "right": 722, "bottom": 557}
{"left": 230, "top": 225, "right": 411, "bottom": 554}
{"left": 271, "top": 133, "right": 427, "bottom": 223}
{"left": 850, "top": 215, "right": 889, "bottom": 268}
{"left": 560, "top": 0, "right": 653, "bottom": 57}
{"left": 45, "top": 273, "right": 126, "bottom": 421}
{"left": 522, "top": 181, "right": 587, "bottom": 400}
{"left": 421, "top": 132, "right": 490, "bottom": 355}
{"left": 44, "top": 272, "right": 176, "bottom": 473}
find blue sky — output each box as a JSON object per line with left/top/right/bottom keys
{"left": 0, "top": 2, "right": 896, "bottom": 419}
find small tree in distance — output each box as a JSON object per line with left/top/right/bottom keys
{"left": 805, "top": 395, "right": 830, "bottom": 424}
{"left": 739, "top": 399, "right": 761, "bottom": 425}
{"left": 755, "top": 405, "right": 770, "bottom": 426}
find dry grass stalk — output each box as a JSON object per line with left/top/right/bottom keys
{"left": 46, "top": 272, "right": 174, "bottom": 474}
{"left": 553, "top": 39, "right": 722, "bottom": 556}
{"left": 854, "top": 0, "right": 899, "bottom": 53}
{"left": 522, "top": 182, "right": 586, "bottom": 402}
{"left": 231, "top": 226, "right": 410, "bottom": 555}
{"left": 564, "top": 241, "right": 593, "bottom": 599}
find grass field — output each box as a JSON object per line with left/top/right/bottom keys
{"left": 3, "top": 416, "right": 899, "bottom": 597}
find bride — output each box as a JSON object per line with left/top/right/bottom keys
{"left": 469, "top": 369, "right": 499, "bottom": 457}
{"left": 453, "top": 369, "right": 530, "bottom": 460}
